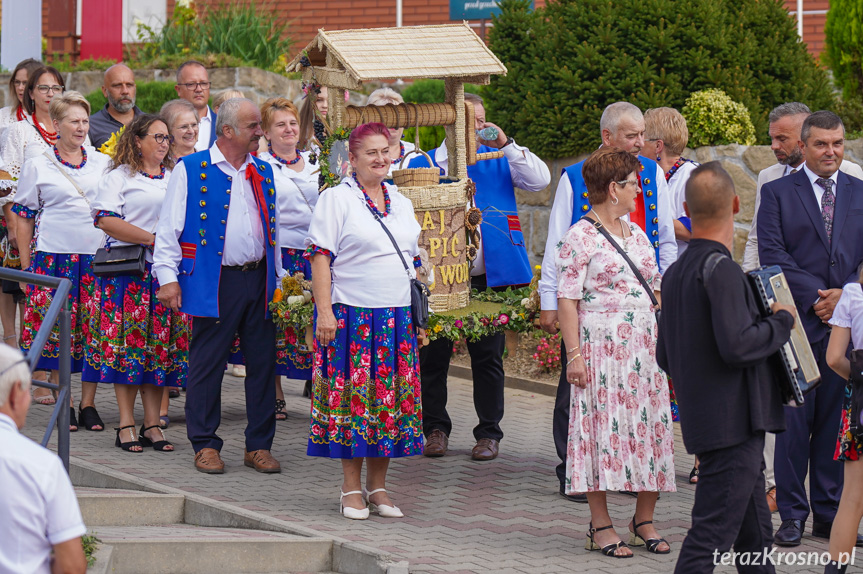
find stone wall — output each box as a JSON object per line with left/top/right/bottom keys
{"left": 516, "top": 141, "right": 863, "bottom": 267}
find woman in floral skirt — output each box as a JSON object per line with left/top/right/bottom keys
{"left": 87, "top": 114, "right": 188, "bottom": 452}
{"left": 13, "top": 91, "right": 109, "bottom": 432}
{"left": 306, "top": 122, "right": 423, "bottom": 520}
{"left": 556, "top": 148, "right": 675, "bottom": 559}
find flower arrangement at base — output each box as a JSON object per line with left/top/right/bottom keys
{"left": 427, "top": 284, "right": 536, "bottom": 342}
{"left": 269, "top": 272, "right": 314, "bottom": 342}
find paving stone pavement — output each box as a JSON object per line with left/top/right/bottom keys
{"left": 22, "top": 373, "right": 859, "bottom": 574}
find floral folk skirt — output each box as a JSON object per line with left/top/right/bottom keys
{"left": 276, "top": 248, "right": 313, "bottom": 379}
{"left": 20, "top": 252, "right": 98, "bottom": 373}
{"left": 307, "top": 304, "right": 423, "bottom": 459}
{"left": 835, "top": 381, "right": 862, "bottom": 461}
{"left": 84, "top": 262, "right": 188, "bottom": 387}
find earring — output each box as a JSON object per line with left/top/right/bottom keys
{"left": 55, "top": 134, "right": 60, "bottom": 140}
{"left": 656, "top": 154, "right": 661, "bottom": 162}
{"left": 611, "top": 196, "right": 619, "bottom": 205}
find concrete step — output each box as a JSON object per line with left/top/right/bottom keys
{"left": 88, "top": 525, "right": 333, "bottom": 573}
{"left": 77, "top": 487, "right": 185, "bottom": 526}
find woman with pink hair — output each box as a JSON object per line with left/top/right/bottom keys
{"left": 305, "top": 122, "right": 423, "bottom": 520}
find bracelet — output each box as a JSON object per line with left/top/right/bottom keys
{"left": 566, "top": 353, "right": 582, "bottom": 366}
{"left": 566, "top": 346, "right": 580, "bottom": 355}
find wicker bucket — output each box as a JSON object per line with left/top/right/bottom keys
{"left": 392, "top": 149, "right": 440, "bottom": 188}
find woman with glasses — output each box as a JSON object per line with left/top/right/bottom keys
{"left": 86, "top": 114, "right": 187, "bottom": 453}
{"left": 0, "top": 59, "right": 42, "bottom": 144}
{"left": 160, "top": 99, "right": 199, "bottom": 163}
{"left": 555, "top": 148, "right": 675, "bottom": 559}
{"left": 12, "top": 92, "right": 109, "bottom": 433}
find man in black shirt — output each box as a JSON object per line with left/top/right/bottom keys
{"left": 88, "top": 63, "right": 142, "bottom": 149}
{"left": 657, "top": 162, "right": 795, "bottom": 573}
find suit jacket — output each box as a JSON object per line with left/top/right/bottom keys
{"left": 743, "top": 159, "right": 863, "bottom": 271}
{"left": 757, "top": 168, "right": 863, "bottom": 343}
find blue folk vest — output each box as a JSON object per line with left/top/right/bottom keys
{"left": 178, "top": 150, "right": 279, "bottom": 318}
{"left": 564, "top": 155, "right": 661, "bottom": 263}
{"left": 410, "top": 146, "right": 533, "bottom": 287}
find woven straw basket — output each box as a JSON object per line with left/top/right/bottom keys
{"left": 392, "top": 149, "right": 439, "bottom": 188}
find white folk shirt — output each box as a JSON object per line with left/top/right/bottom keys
{"left": 0, "top": 413, "right": 86, "bottom": 574}
{"left": 153, "top": 142, "right": 285, "bottom": 286}
{"left": 259, "top": 149, "right": 319, "bottom": 250}
{"left": 830, "top": 283, "right": 863, "bottom": 349}
{"left": 15, "top": 147, "right": 109, "bottom": 255}
{"left": 433, "top": 139, "right": 551, "bottom": 276}
{"left": 666, "top": 160, "right": 698, "bottom": 257}
{"left": 91, "top": 165, "right": 172, "bottom": 262}
{"left": 305, "top": 178, "right": 420, "bottom": 308}
{"left": 0, "top": 105, "right": 29, "bottom": 149}
{"left": 538, "top": 160, "right": 676, "bottom": 311}
{"left": 194, "top": 107, "right": 214, "bottom": 152}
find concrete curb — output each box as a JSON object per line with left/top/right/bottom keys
{"left": 448, "top": 363, "right": 558, "bottom": 397}
{"left": 86, "top": 543, "right": 113, "bottom": 574}
{"left": 71, "top": 457, "right": 401, "bottom": 574}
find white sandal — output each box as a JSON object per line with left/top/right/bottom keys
{"left": 339, "top": 490, "right": 369, "bottom": 520}
{"left": 364, "top": 487, "right": 404, "bottom": 518}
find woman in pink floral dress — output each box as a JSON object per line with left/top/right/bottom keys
{"left": 556, "top": 148, "right": 675, "bottom": 559}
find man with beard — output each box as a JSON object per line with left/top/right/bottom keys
{"left": 742, "top": 103, "right": 863, "bottom": 515}
{"left": 88, "top": 63, "right": 142, "bottom": 149}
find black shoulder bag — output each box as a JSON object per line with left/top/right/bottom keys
{"left": 581, "top": 216, "right": 661, "bottom": 324}
{"left": 365, "top": 204, "right": 430, "bottom": 329}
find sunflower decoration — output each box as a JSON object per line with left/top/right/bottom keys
{"left": 98, "top": 126, "right": 125, "bottom": 158}
{"left": 466, "top": 243, "right": 478, "bottom": 261}
{"left": 465, "top": 207, "right": 483, "bottom": 231}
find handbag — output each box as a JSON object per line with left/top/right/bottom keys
{"left": 365, "top": 203, "right": 430, "bottom": 330}
{"left": 581, "top": 216, "right": 661, "bottom": 324}
{"left": 92, "top": 244, "right": 147, "bottom": 277}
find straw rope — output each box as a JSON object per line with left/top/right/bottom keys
{"left": 430, "top": 288, "right": 470, "bottom": 313}
{"left": 397, "top": 179, "right": 469, "bottom": 210}
{"left": 344, "top": 103, "right": 456, "bottom": 129}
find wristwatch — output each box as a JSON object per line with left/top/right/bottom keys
{"left": 501, "top": 136, "right": 514, "bottom": 148}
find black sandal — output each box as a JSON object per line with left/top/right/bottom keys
{"left": 629, "top": 516, "right": 671, "bottom": 554}
{"left": 302, "top": 379, "right": 312, "bottom": 398}
{"left": 139, "top": 424, "right": 173, "bottom": 451}
{"left": 586, "top": 523, "right": 632, "bottom": 558}
{"left": 69, "top": 407, "right": 78, "bottom": 432}
{"left": 689, "top": 466, "right": 699, "bottom": 484}
{"left": 168, "top": 388, "right": 180, "bottom": 398}
{"left": 275, "top": 398, "right": 288, "bottom": 421}
{"left": 114, "top": 425, "right": 142, "bottom": 452}
{"left": 78, "top": 405, "right": 104, "bottom": 431}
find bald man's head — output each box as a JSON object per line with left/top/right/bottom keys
{"left": 684, "top": 162, "right": 738, "bottom": 225}
{"left": 102, "top": 63, "right": 136, "bottom": 114}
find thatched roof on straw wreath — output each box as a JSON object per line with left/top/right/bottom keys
{"left": 286, "top": 22, "right": 507, "bottom": 85}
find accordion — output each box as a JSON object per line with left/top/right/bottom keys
{"left": 747, "top": 266, "right": 821, "bottom": 406}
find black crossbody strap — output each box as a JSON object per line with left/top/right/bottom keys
{"left": 580, "top": 216, "right": 659, "bottom": 308}
{"left": 364, "top": 202, "right": 412, "bottom": 279}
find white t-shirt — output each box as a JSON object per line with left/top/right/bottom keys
{"left": 15, "top": 147, "right": 109, "bottom": 255}
{"left": 830, "top": 282, "right": 863, "bottom": 349}
{"left": 0, "top": 414, "right": 86, "bottom": 574}
{"left": 306, "top": 178, "right": 420, "bottom": 308}
{"left": 259, "top": 150, "right": 319, "bottom": 250}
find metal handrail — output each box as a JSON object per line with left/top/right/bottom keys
{"left": 0, "top": 267, "right": 72, "bottom": 471}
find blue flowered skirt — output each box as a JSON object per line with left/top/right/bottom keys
{"left": 20, "top": 252, "right": 98, "bottom": 374}
{"left": 307, "top": 304, "right": 424, "bottom": 459}
{"left": 83, "top": 262, "right": 188, "bottom": 387}
{"left": 276, "top": 248, "right": 313, "bottom": 379}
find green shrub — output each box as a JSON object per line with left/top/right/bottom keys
{"left": 85, "top": 81, "right": 179, "bottom": 115}
{"left": 400, "top": 79, "right": 483, "bottom": 151}
{"left": 825, "top": 0, "right": 863, "bottom": 100}
{"left": 682, "top": 89, "right": 757, "bottom": 146}
{"left": 136, "top": 1, "right": 292, "bottom": 74}
{"left": 50, "top": 56, "right": 117, "bottom": 72}
{"left": 486, "top": 0, "right": 835, "bottom": 158}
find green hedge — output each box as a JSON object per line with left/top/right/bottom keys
{"left": 85, "top": 81, "right": 179, "bottom": 116}
{"left": 486, "top": 0, "right": 835, "bottom": 158}
{"left": 400, "top": 79, "right": 483, "bottom": 151}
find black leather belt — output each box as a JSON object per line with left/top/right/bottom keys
{"left": 222, "top": 258, "right": 263, "bottom": 272}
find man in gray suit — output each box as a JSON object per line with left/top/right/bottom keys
{"left": 742, "top": 101, "right": 863, "bottom": 516}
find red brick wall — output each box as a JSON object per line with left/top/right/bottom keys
{"left": 784, "top": 0, "right": 829, "bottom": 57}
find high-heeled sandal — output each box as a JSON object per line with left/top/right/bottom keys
{"left": 69, "top": 407, "right": 78, "bottom": 432}
{"left": 114, "top": 425, "right": 142, "bottom": 452}
{"left": 339, "top": 490, "right": 369, "bottom": 520}
{"left": 78, "top": 405, "right": 104, "bottom": 431}
{"left": 689, "top": 466, "right": 699, "bottom": 484}
{"left": 586, "top": 523, "right": 632, "bottom": 557}
{"left": 363, "top": 487, "right": 403, "bottom": 518}
{"left": 275, "top": 398, "right": 288, "bottom": 421}
{"left": 139, "top": 424, "right": 173, "bottom": 452}
{"left": 629, "top": 516, "right": 671, "bottom": 554}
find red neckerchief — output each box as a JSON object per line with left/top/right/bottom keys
{"left": 631, "top": 166, "right": 646, "bottom": 232}
{"left": 244, "top": 162, "right": 273, "bottom": 248}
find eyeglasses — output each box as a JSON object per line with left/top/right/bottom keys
{"left": 178, "top": 82, "right": 211, "bottom": 90}
{"left": 35, "top": 85, "right": 64, "bottom": 94}
{"left": 13, "top": 80, "right": 28, "bottom": 88}
{"left": 144, "top": 133, "right": 175, "bottom": 144}
{"left": 174, "top": 123, "right": 199, "bottom": 132}
{"left": 615, "top": 179, "right": 640, "bottom": 189}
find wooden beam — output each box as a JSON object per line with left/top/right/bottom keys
{"left": 444, "top": 78, "right": 467, "bottom": 180}
{"left": 343, "top": 103, "right": 457, "bottom": 129}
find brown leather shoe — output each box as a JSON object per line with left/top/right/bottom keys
{"left": 244, "top": 449, "right": 281, "bottom": 473}
{"left": 194, "top": 448, "right": 225, "bottom": 474}
{"left": 766, "top": 486, "right": 778, "bottom": 513}
{"left": 471, "top": 438, "right": 499, "bottom": 461}
{"left": 424, "top": 429, "right": 448, "bottom": 457}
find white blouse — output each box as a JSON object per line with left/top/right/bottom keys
{"left": 259, "top": 149, "right": 319, "bottom": 250}
{"left": 387, "top": 140, "right": 418, "bottom": 177}
{"left": 0, "top": 105, "right": 28, "bottom": 149}
{"left": 306, "top": 178, "right": 420, "bottom": 308}
{"left": 91, "top": 165, "right": 172, "bottom": 261}
{"left": 15, "top": 147, "right": 109, "bottom": 255}
{"left": 830, "top": 283, "right": 863, "bottom": 349}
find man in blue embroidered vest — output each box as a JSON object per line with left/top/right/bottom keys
{"left": 537, "top": 102, "right": 677, "bottom": 501}
{"left": 409, "top": 92, "right": 551, "bottom": 461}
{"left": 154, "top": 98, "right": 284, "bottom": 475}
